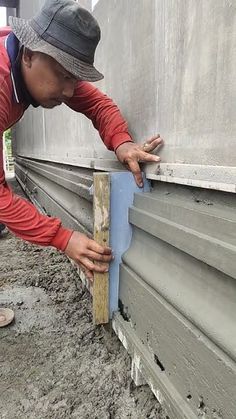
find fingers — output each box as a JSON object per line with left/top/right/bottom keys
{"left": 115, "top": 134, "right": 164, "bottom": 189}
{"left": 78, "top": 240, "right": 112, "bottom": 273}
{"left": 142, "top": 135, "right": 164, "bottom": 152}
{"left": 80, "top": 256, "right": 109, "bottom": 284}
{"left": 145, "top": 134, "right": 160, "bottom": 144}
{"left": 88, "top": 239, "right": 112, "bottom": 255}
{"left": 127, "top": 160, "right": 143, "bottom": 187}
{"left": 80, "top": 264, "right": 94, "bottom": 281}
{"left": 140, "top": 151, "right": 161, "bottom": 163}
{"left": 64, "top": 231, "right": 113, "bottom": 279}
{"left": 86, "top": 249, "right": 113, "bottom": 262}
{"left": 126, "top": 149, "right": 161, "bottom": 187}
{"left": 80, "top": 257, "right": 109, "bottom": 273}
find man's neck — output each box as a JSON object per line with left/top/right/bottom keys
{"left": 6, "top": 32, "right": 39, "bottom": 108}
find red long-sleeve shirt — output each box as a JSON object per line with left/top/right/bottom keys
{"left": 0, "top": 28, "right": 132, "bottom": 250}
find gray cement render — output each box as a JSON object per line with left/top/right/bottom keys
{"left": 13, "top": 1, "right": 236, "bottom": 417}
{"left": 15, "top": 158, "right": 93, "bottom": 234}
{"left": 6, "top": 8, "right": 16, "bottom": 24}
{"left": 119, "top": 182, "right": 236, "bottom": 419}
{"left": 118, "top": 183, "right": 236, "bottom": 418}
{"left": 15, "top": 0, "right": 235, "bottom": 186}
{"left": 125, "top": 188, "right": 236, "bottom": 361}
{"left": 118, "top": 266, "right": 236, "bottom": 419}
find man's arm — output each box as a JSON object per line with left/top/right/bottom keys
{"left": 0, "top": 176, "right": 112, "bottom": 279}
{"left": 0, "top": 98, "right": 111, "bottom": 278}
{"left": 0, "top": 74, "right": 71, "bottom": 250}
{"left": 65, "top": 81, "right": 133, "bottom": 151}
{"left": 66, "top": 82, "right": 163, "bottom": 187}
{"left": 0, "top": 176, "right": 72, "bottom": 249}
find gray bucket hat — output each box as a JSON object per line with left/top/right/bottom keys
{"left": 9, "top": 0, "right": 104, "bottom": 82}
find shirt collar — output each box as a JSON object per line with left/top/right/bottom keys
{"left": 5, "top": 32, "right": 39, "bottom": 108}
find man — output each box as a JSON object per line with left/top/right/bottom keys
{"left": 0, "top": 0, "right": 163, "bottom": 279}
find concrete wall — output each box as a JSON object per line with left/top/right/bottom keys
{"left": 15, "top": 0, "right": 236, "bottom": 188}
{"left": 14, "top": 2, "right": 236, "bottom": 417}
{"left": 18, "top": 0, "right": 91, "bottom": 16}
{"left": 6, "top": 8, "right": 16, "bottom": 23}
{"left": 117, "top": 182, "right": 236, "bottom": 419}
{"left": 0, "top": 0, "right": 18, "bottom": 7}
{"left": 95, "top": 0, "right": 235, "bottom": 164}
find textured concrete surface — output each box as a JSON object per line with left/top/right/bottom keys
{"left": 15, "top": 159, "right": 94, "bottom": 234}
{"left": 118, "top": 182, "right": 236, "bottom": 418}
{"left": 15, "top": 0, "right": 236, "bottom": 179}
{"left": 119, "top": 266, "right": 236, "bottom": 419}
{"left": 125, "top": 183, "right": 236, "bottom": 360}
{"left": 12, "top": 2, "right": 236, "bottom": 416}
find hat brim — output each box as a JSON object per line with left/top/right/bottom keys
{"left": 9, "top": 16, "right": 104, "bottom": 82}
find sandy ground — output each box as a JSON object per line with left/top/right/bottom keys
{"left": 0, "top": 179, "right": 164, "bottom": 419}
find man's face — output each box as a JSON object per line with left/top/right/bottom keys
{"left": 21, "top": 49, "right": 78, "bottom": 108}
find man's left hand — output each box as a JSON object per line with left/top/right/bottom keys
{"left": 115, "top": 134, "right": 164, "bottom": 187}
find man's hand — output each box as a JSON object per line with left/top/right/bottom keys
{"left": 115, "top": 134, "right": 164, "bottom": 187}
{"left": 64, "top": 231, "right": 113, "bottom": 281}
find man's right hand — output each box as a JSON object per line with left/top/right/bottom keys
{"left": 64, "top": 231, "right": 113, "bottom": 281}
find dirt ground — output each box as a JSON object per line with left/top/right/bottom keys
{"left": 0, "top": 179, "right": 163, "bottom": 419}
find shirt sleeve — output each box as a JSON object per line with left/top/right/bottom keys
{"left": 0, "top": 178, "right": 73, "bottom": 250}
{"left": 65, "top": 81, "right": 133, "bottom": 151}
{"left": 0, "top": 80, "right": 72, "bottom": 250}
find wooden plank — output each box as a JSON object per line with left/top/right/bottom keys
{"left": 93, "top": 173, "right": 110, "bottom": 324}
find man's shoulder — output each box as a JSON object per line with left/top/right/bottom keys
{"left": 0, "top": 27, "right": 11, "bottom": 38}
{"left": 0, "top": 28, "right": 13, "bottom": 131}
{"left": 0, "top": 28, "right": 11, "bottom": 89}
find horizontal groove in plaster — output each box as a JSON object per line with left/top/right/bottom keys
{"left": 122, "top": 227, "right": 236, "bottom": 361}
{"left": 113, "top": 312, "right": 197, "bottom": 419}
{"left": 129, "top": 205, "right": 236, "bottom": 280}
{"left": 145, "top": 163, "right": 236, "bottom": 193}
{"left": 15, "top": 158, "right": 93, "bottom": 201}
{"left": 16, "top": 173, "right": 89, "bottom": 234}
{"left": 15, "top": 163, "right": 93, "bottom": 233}
{"left": 133, "top": 193, "right": 236, "bottom": 245}
{"left": 118, "top": 265, "right": 236, "bottom": 417}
